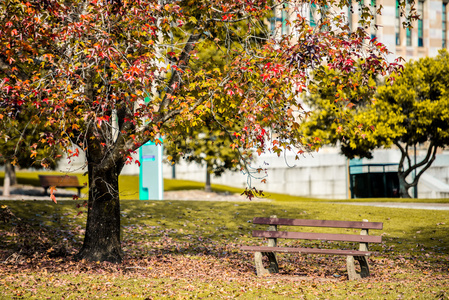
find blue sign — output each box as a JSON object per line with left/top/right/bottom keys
{"left": 139, "top": 140, "right": 163, "bottom": 200}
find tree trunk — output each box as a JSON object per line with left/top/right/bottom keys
{"left": 398, "top": 174, "right": 411, "bottom": 198}
{"left": 75, "top": 161, "right": 122, "bottom": 263}
{"left": 3, "top": 162, "right": 12, "bottom": 197}
{"left": 10, "top": 163, "right": 16, "bottom": 186}
{"left": 205, "top": 166, "right": 212, "bottom": 193}
{"left": 2, "top": 161, "right": 16, "bottom": 196}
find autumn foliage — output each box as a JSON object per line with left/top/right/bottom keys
{"left": 0, "top": 0, "right": 417, "bottom": 262}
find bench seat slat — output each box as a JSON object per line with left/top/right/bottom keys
{"left": 241, "top": 246, "right": 371, "bottom": 256}
{"left": 39, "top": 175, "right": 83, "bottom": 188}
{"left": 253, "top": 230, "right": 382, "bottom": 243}
{"left": 253, "top": 217, "right": 383, "bottom": 230}
{"left": 39, "top": 175, "right": 84, "bottom": 197}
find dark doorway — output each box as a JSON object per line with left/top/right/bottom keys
{"left": 349, "top": 164, "right": 399, "bottom": 198}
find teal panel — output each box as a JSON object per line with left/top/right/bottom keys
{"left": 139, "top": 141, "right": 163, "bottom": 200}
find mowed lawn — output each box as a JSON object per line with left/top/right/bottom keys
{"left": 0, "top": 172, "right": 448, "bottom": 299}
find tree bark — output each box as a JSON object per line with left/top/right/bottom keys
{"left": 3, "top": 161, "right": 12, "bottom": 197}
{"left": 398, "top": 174, "right": 411, "bottom": 198}
{"left": 205, "top": 166, "right": 212, "bottom": 193}
{"left": 395, "top": 142, "right": 438, "bottom": 198}
{"left": 75, "top": 159, "right": 122, "bottom": 263}
{"left": 10, "top": 164, "right": 16, "bottom": 186}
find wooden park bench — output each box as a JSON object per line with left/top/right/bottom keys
{"left": 241, "top": 216, "right": 383, "bottom": 280}
{"left": 39, "top": 175, "right": 84, "bottom": 197}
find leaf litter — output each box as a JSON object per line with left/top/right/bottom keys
{"left": 1, "top": 203, "right": 448, "bottom": 299}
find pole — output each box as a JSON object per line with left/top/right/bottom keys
{"left": 414, "top": 144, "right": 418, "bottom": 198}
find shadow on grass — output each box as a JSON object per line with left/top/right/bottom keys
{"left": 1, "top": 199, "right": 448, "bottom": 283}
{"left": 0, "top": 215, "right": 80, "bottom": 261}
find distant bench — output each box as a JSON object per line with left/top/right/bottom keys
{"left": 39, "top": 175, "right": 84, "bottom": 197}
{"left": 241, "top": 216, "right": 383, "bottom": 280}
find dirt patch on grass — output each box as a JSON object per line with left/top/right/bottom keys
{"left": 0, "top": 185, "right": 268, "bottom": 202}
{"left": 164, "top": 190, "right": 270, "bottom": 202}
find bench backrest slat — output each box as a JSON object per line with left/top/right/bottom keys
{"left": 39, "top": 175, "right": 80, "bottom": 187}
{"left": 253, "top": 230, "right": 382, "bottom": 243}
{"left": 253, "top": 217, "right": 383, "bottom": 230}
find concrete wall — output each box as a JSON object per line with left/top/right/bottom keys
{"left": 166, "top": 149, "right": 349, "bottom": 199}
{"left": 165, "top": 148, "right": 449, "bottom": 199}
{"left": 56, "top": 146, "right": 140, "bottom": 176}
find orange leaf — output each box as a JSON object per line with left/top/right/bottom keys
{"left": 50, "top": 186, "right": 57, "bottom": 203}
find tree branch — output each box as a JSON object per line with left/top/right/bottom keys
{"left": 395, "top": 141, "right": 407, "bottom": 174}
{"left": 409, "top": 142, "right": 438, "bottom": 186}
{"left": 159, "top": 31, "right": 203, "bottom": 113}
{"left": 402, "top": 141, "right": 436, "bottom": 179}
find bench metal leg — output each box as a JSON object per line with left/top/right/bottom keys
{"left": 254, "top": 251, "right": 279, "bottom": 276}
{"left": 347, "top": 256, "right": 370, "bottom": 280}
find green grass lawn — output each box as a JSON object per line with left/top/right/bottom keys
{"left": 1, "top": 172, "right": 449, "bottom": 299}
{"left": 1, "top": 171, "right": 242, "bottom": 199}
{"left": 3, "top": 170, "right": 449, "bottom": 203}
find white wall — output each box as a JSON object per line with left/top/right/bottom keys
{"left": 166, "top": 148, "right": 349, "bottom": 199}
{"left": 165, "top": 148, "right": 449, "bottom": 199}
{"left": 56, "top": 146, "right": 140, "bottom": 175}
{"left": 53, "top": 146, "right": 449, "bottom": 199}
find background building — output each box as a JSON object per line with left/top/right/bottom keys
{"left": 275, "top": 0, "right": 447, "bottom": 60}
{"left": 359, "top": 0, "right": 446, "bottom": 60}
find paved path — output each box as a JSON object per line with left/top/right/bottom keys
{"left": 0, "top": 185, "right": 75, "bottom": 200}
{"left": 1, "top": 185, "right": 448, "bottom": 209}
{"left": 339, "top": 202, "right": 449, "bottom": 210}
{"left": 0, "top": 186, "right": 268, "bottom": 202}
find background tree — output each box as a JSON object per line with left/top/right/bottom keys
{"left": 299, "top": 63, "right": 381, "bottom": 157}
{"left": 301, "top": 50, "right": 449, "bottom": 198}
{"left": 0, "top": 0, "right": 414, "bottom": 263}
{"left": 165, "top": 117, "right": 248, "bottom": 193}
{"left": 0, "top": 107, "right": 61, "bottom": 196}
{"left": 164, "top": 16, "right": 256, "bottom": 193}
{"left": 371, "top": 51, "right": 449, "bottom": 197}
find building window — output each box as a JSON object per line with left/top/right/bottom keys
{"left": 417, "top": 1, "right": 424, "bottom": 47}
{"left": 406, "top": 0, "right": 412, "bottom": 46}
{"left": 396, "top": 0, "right": 401, "bottom": 45}
{"left": 442, "top": 2, "right": 447, "bottom": 48}
{"left": 282, "top": 4, "right": 289, "bottom": 34}
{"left": 310, "top": 3, "right": 317, "bottom": 27}
{"left": 406, "top": 27, "right": 412, "bottom": 46}
{"left": 320, "top": 5, "right": 330, "bottom": 31}
{"left": 270, "top": 6, "right": 288, "bottom": 34}
{"left": 310, "top": 3, "right": 330, "bottom": 31}
{"left": 371, "top": 0, "right": 377, "bottom": 39}
{"left": 347, "top": 1, "right": 353, "bottom": 30}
